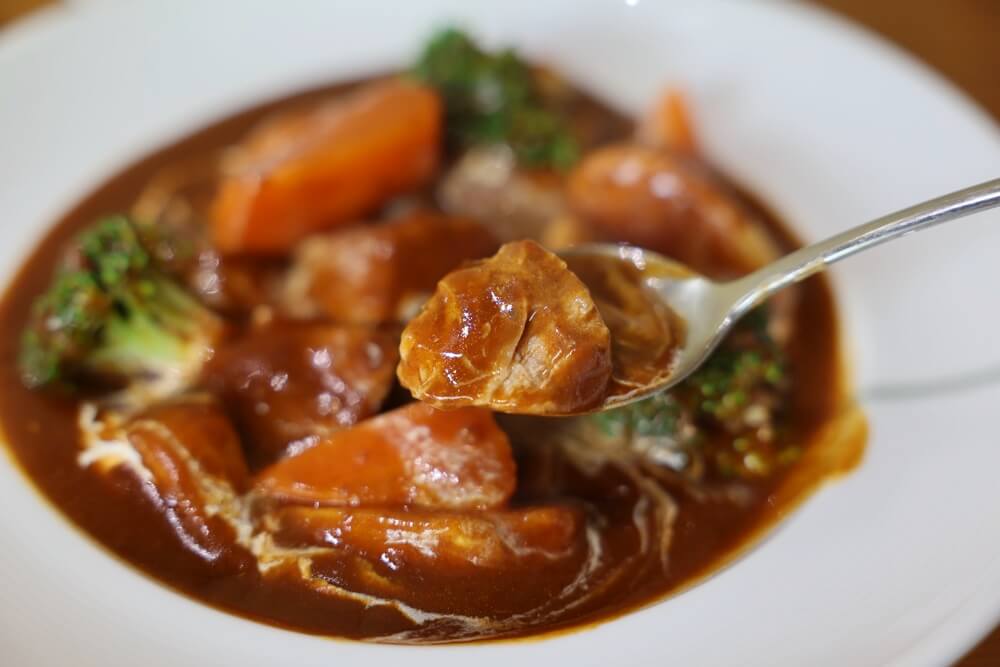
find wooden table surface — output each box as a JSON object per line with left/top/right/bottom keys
{"left": 2, "top": 1, "right": 998, "bottom": 664}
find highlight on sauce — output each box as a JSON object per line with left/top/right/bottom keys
{"left": 0, "top": 28, "right": 866, "bottom": 643}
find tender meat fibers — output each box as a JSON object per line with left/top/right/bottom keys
{"left": 283, "top": 210, "right": 498, "bottom": 323}
{"left": 438, "top": 145, "right": 566, "bottom": 242}
{"left": 398, "top": 240, "right": 613, "bottom": 415}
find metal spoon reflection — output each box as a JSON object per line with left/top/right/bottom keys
{"left": 559, "top": 177, "right": 1000, "bottom": 413}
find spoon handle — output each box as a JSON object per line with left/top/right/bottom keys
{"left": 729, "top": 178, "right": 1000, "bottom": 314}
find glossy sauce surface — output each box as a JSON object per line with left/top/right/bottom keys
{"left": 398, "top": 240, "right": 614, "bottom": 415}
{"left": 0, "top": 78, "right": 864, "bottom": 643}
{"left": 205, "top": 322, "right": 400, "bottom": 468}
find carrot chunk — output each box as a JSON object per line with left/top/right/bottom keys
{"left": 210, "top": 79, "right": 442, "bottom": 255}
{"left": 254, "top": 402, "right": 516, "bottom": 510}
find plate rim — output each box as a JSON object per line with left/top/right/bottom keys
{"left": 1, "top": 1, "right": 1000, "bottom": 665}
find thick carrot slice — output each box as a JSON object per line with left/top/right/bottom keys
{"left": 253, "top": 402, "right": 516, "bottom": 510}
{"left": 210, "top": 79, "right": 442, "bottom": 255}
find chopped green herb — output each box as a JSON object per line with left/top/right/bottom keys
{"left": 412, "top": 28, "right": 579, "bottom": 169}
{"left": 742, "top": 451, "right": 771, "bottom": 476}
{"left": 588, "top": 305, "right": 796, "bottom": 480}
{"left": 687, "top": 345, "right": 785, "bottom": 422}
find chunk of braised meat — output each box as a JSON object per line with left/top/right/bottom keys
{"left": 122, "top": 395, "right": 251, "bottom": 570}
{"left": 282, "top": 210, "right": 498, "bottom": 323}
{"left": 210, "top": 78, "right": 442, "bottom": 255}
{"left": 131, "top": 397, "right": 250, "bottom": 489}
{"left": 263, "top": 504, "right": 582, "bottom": 572}
{"left": 204, "top": 323, "right": 398, "bottom": 468}
{"left": 438, "top": 145, "right": 566, "bottom": 242}
{"left": 183, "top": 254, "right": 285, "bottom": 315}
{"left": 253, "top": 402, "right": 515, "bottom": 510}
{"left": 567, "top": 143, "right": 780, "bottom": 278}
{"left": 398, "top": 240, "right": 613, "bottom": 415}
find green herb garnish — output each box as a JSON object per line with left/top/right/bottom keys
{"left": 412, "top": 28, "right": 579, "bottom": 169}
{"left": 589, "top": 305, "right": 794, "bottom": 479}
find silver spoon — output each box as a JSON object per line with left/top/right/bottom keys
{"left": 559, "top": 177, "right": 1000, "bottom": 412}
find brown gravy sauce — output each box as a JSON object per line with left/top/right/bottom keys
{"left": 0, "top": 79, "right": 866, "bottom": 643}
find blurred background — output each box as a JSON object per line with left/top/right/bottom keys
{"left": 2, "top": 0, "right": 997, "bottom": 120}
{"left": 1, "top": 0, "right": 997, "bottom": 664}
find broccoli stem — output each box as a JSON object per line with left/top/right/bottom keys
{"left": 19, "top": 215, "right": 222, "bottom": 397}
{"left": 86, "top": 302, "right": 209, "bottom": 382}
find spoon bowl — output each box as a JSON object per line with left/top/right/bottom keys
{"left": 559, "top": 177, "right": 1000, "bottom": 413}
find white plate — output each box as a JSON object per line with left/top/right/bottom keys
{"left": 1, "top": 1, "right": 999, "bottom": 665}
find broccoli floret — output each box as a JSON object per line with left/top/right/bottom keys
{"left": 19, "top": 215, "right": 223, "bottom": 394}
{"left": 412, "top": 28, "right": 579, "bottom": 169}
